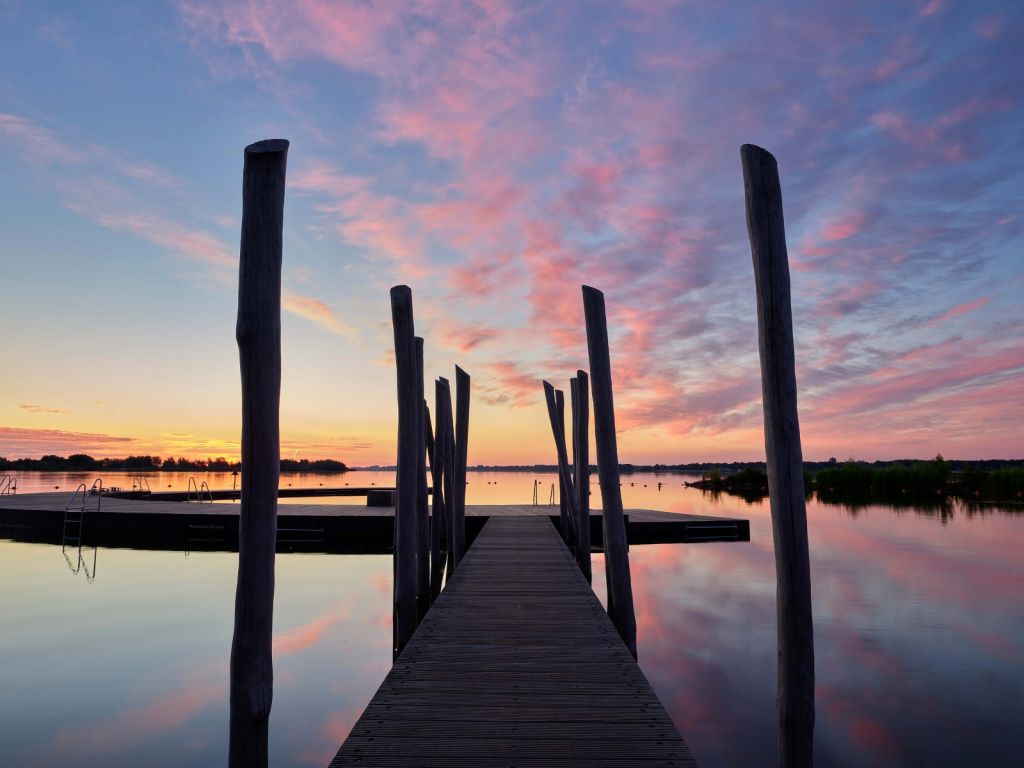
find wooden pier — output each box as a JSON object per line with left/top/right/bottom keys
{"left": 330, "top": 515, "right": 698, "bottom": 767}
{"left": 0, "top": 493, "right": 748, "bottom": 552}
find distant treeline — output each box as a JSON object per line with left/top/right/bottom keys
{"left": 0, "top": 454, "right": 348, "bottom": 473}
{"left": 691, "top": 456, "right": 1024, "bottom": 503}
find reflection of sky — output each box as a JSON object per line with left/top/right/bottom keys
{"left": 2, "top": 472, "right": 1022, "bottom": 766}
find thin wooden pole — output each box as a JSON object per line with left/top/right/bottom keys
{"left": 390, "top": 286, "right": 418, "bottom": 658}
{"left": 230, "top": 138, "right": 287, "bottom": 768}
{"left": 453, "top": 366, "right": 470, "bottom": 567}
{"left": 415, "top": 337, "right": 430, "bottom": 621}
{"left": 741, "top": 143, "right": 815, "bottom": 768}
{"left": 582, "top": 285, "right": 637, "bottom": 659}
{"left": 574, "top": 370, "right": 592, "bottom": 583}
{"left": 543, "top": 381, "right": 578, "bottom": 551}
{"left": 439, "top": 377, "right": 459, "bottom": 575}
{"left": 430, "top": 380, "right": 449, "bottom": 600}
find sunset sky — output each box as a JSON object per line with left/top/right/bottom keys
{"left": 1, "top": 0, "right": 1021, "bottom": 465}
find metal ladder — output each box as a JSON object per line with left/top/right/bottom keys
{"left": 186, "top": 476, "right": 213, "bottom": 503}
{"left": 131, "top": 473, "right": 151, "bottom": 496}
{"left": 63, "top": 479, "right": 101, "bottom": 580}
{"left": 0, "top": 474, "right": 16, "bottom": 495}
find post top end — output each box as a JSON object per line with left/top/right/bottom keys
{"left": 581, "top": 285, "right": 603, "bottom": 298}
{"left": 740, "top": 143, "right": 777, "bottom": 165}
{"left": 245, "top": 139, "right": 290, "bottom": 154}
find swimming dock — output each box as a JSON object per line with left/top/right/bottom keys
{"left": 0, "top": 491, "right": 749, "bottom": 552}
{"left": 330, "top": 514, "right": 698, "bottom": 767}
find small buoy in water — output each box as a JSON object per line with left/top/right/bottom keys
{"left": 54, "top": 485, "right": 59, "bottom": 489}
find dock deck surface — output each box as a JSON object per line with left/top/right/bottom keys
{"left": 0, "top": 493, "right": 748, "bottom": 550}
{"left": 330, "top": 515, "right": 698, "bottom": 767}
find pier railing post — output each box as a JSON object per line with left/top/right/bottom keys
{"left": 390, "top": 286, "right": 419, "bottom": 658}
{"left": 582, "top": 285, "right": 637, "bottom": 658}
{"left": 741, "top": 143, "right": 815, "bottom": 768}
{"left": 230, "top": 138, "right": 288, "bottom": 768}
{"left": 573, "top": 370, "right": 592, "bottom": 583}
{"left": 453, "top": 366, "right": 470, "bottom": 567}
{"left": 439, "top": 378, "right": 460, "bottom": 574}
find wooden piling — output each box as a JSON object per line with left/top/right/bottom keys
{"left": 390, "top": 286, "right": 419, "bottom": 658}
{"left": 453, "top": 366, "right": 470, "bottom": 568}
{"left": 438, "top": 377, "right": 460, "bottom": 574}
{"left": 430, "top": 380, "right": 449, "bottom": 600}
{"left": 582, "top": 285, "right": 637, "bottom": 659}
{"left": 543, "top": 382, "right": 578, "bottom": 554}
{"left": 415, "top": 337, "right": 430, "bottom": 620}
{"left": 573, "top": 370, "right": 592, "bottom": 583}
{"left": 741, "top": 143, "right": 815, "bottom": 768}
{"left": 230, "top": 138, "right": 287, "bottom": 768}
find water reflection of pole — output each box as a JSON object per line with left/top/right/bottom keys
{"left": 230, "top": 138, "right": 287, "bottom": 768}
{"left": 741, "top": 143, "right": 815, "bottom": 768}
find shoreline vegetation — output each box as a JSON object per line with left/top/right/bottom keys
{"left": 3, "top": 454, "right": 1022, "bottom": 503}
{"left": 688, "top": 456, "right": 1024, "bottom": 504}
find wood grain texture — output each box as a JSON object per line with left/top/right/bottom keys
{"left": 329, "top": 516, "right": 698, "bottom": 768}
{"left": 742, "top": 143, "right": 815, "bottom": 768}
{"left": 230, "top": 137, "right": 287, "bottom": 768}
{"left": 582, "top": 285, "right": 637, "bottom": 659}
{"left": 453, "top": 366, "right": 470, "bottom": 569}
{"left": 415, "top": 338, "right": 430, "bottom": 621}
{"left": 573, "top": 370, "right": 592, "bottom": 582}
{"left": 431, "top": 379, "right": 450, "bottom": 600}
{"left": 390, "top": 286, "right": 419, "bottom": 658}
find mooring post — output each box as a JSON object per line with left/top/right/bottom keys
{"left": 573, "top": 370, "right": 592, "bottom": 583}
{"left": 390, "top": 286, "right": 419, "bottom": 658}
{"left": 415, "top": 337, "right": 430, "bottom": 621}
{"left": 741, "top": 143, "right": 815, "bottom": 768}
{"left": 430, "top": 380, "right": 449, "bottom": 600}
{"left": 582, "top": 285, "right": 637, "bottom": 659}
{"left": 230, "top": 138, "right": 287, "bottom": 768}
{"left": 439, "top": 377, "right": 460, "bottom": 574}
{"left": 543, "top": 382, "right": 578, "bottom": 551}
{"left": 453, "top": 366, "right": 470, "bottom": 567}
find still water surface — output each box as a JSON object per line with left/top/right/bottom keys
{"left": 1, "top": 470, "right": 1022, "bottom": 766}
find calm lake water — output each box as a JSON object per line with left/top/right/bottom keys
{"left": 2, "top": 470, "right": 1022, "bottom": 766}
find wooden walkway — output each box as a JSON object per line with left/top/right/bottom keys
{"left": 330, "top": 515, "right": 698, "bottom": 767}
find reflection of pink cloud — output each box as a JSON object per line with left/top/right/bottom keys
{"left": 51, "top": 680, "right": 223, "bottom": 755}
{"left": 274, "top": 607, "right": 350, "bottom": 655}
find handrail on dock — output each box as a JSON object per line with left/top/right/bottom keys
{"left": 1, "top": 474, "right": 16, "bottom": 495}
{"left": 186, "top": 476, "right": 213, "bottom": 503}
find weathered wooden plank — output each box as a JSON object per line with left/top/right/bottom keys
{"left": 741, "top": 143, "right": 815, "bottom": 768}
{"left": 328, "top": 516, "right": 697, "bottom": 767}
{"left": 230, "top": 137, "right": 287, "bottom": 768}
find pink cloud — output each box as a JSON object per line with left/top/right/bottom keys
{"left": 0, "top": 426, "right": 136, "bottom": 456}
{"left": 283, "top": 290, "right": 357, "bottom": 337}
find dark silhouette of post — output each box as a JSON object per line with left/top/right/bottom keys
{"left": 742, "top": 143, "right": 815, "bottom": 768}
{"left": 230, "top": 138, "right": 287, "bottom": 768}
{"left": 582, "top": 285, "right": 637, "bottom": 659}
{"left": 438, "top": 378, "right": 459, "bottom": 575}
{"left": 453, "top": 366, "right": 470, "bottom": 567}
{"left": 573, "top": 370, "right": 592, "bottom": 583}
{"left": 543, "top": 381, "right": 578, "bottom": 552}
{"left": 430, "top": 380, "right": 449, "bottom": 599}
{"left": 390, "top": 286, "right": 419, "bottom": 658}
{"left": 415, "top": 337, "right": 430, "bottom": 620}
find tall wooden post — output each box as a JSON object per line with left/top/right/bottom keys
{"left": 415, "top": 337, "right": 430, "bottom": 620}
{"left": 573, "top": 370, "right": 592, "bottom": 583}
{"left": 582, "top": 285, "right": 637, "bottom": 659}
{"left": 430, "top": 380, "right": 449, "bottom": 599}
{"left": 453, "top": 366, "right": 470, "bottom": 566}
{"left": 741, "top": 143, "right": 815, "bottom": 768}
{"left": 543, "top": 382, "right": 578, "bottom": 551}
{"left": 390, "top": 286, "right": 419, "bottom": 658}
{"left": 230, "top": 138, "right": 287, "bottom": 768}
{"left": 438, "top": 378, "right": 460, "bottom": 573}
